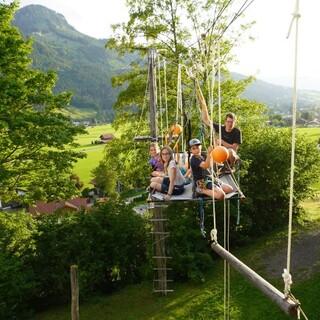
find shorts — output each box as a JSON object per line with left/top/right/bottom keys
{"left": 201, "top": 178, "right": 222, "bottom": 190}
{"left": 161, "top": 177, "right": 185, "bottom": 195}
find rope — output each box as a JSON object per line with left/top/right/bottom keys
{"left": 223, "top": 200, "right": 226, "bottom": 320}
{"left": 217, "top": 42, "right": 222, "bottom": 144}
{"left": 283, "top": 0, "right": 300, "bottom": 298}
{"left": 199, "top": 198, "right": 206, "bottom": 238}
{"left": 163, "top": 58, "right": 169, "bottom": 134}
{"left": 223, "top": 198, "right": 231, "bottom": 320}
{"left": 177, "top": 63, "right": 184, "bottom": 151}
{"left": 236, "top": 167, "right": 241, "bottom": 225}
{"left": 135, "top": 67, "right": 150, "bottom": 137}
{"left": 157, "top": 55, "right": 163, "bottom": 141}
{"left": 176, "top": 64, "right": 181, "bottom": 124}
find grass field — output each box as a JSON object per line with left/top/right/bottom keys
{"left": 297, "top": 127, "right": 320, "bottom": 143}
{"left": 72, "top": 124, "right": 118, "bottom": 187}
{"left": 72, "top": 126, "right": 320, "bottom": 188}
{"left": 60, "top": 106, "right": 97, "bottom": 120}
{"left": 35, "top": 126, "right": 320, "bottom": 319}
{"left": 35, "top": 222, "right": 320, "bottom": 320}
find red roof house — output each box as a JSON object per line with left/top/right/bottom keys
{"left": 29, "top": 197, "right": 92, "bottom": 216}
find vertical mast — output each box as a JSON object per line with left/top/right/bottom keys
{"left": 148, "top": 49, "right": 158, "bottom": 140}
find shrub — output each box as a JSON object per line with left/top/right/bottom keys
{"left": 240, "top": 128, "right": 320, "bottom": 235}
{"left": 0, "top": 211, "right": 37, "bottom": 318}
{"left": 32, "top": 202, "right": 148, "bottom": 308}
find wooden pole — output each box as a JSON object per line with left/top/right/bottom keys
{"left": 70, "top": 265, "right": 79, "bottom": 320}
{"left": 210, "top": 242, "right": 299, "bottom": 318}
{"left": 148, "top": 49, "right": 158, "bottom": 140}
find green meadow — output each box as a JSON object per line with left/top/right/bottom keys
{"left": 36, "top": 213, "right": 320, "bottom": 320}
{"left": 72, "top": 124, "right": 117, "bottom": 187}
{"left": 297, "top": 127, "right": 320, "bottom": 143}
{"left": 72, "top": 126, "right": 320, "bottom": 188}
{"left": 35, "top": 126, "right": 320, "bottom": 319}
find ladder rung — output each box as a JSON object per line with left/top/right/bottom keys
{"left": 149, "top": 219, "right": 168, "bottom": 221}
{"left": 150, "top": 232, "right": 170, "bottom": 235}
{"left": 153, "top": 279, "right": 173, "bottom": 282}
{"left": 153, "top": 289, "right": 174, "bottom": 293}
{"left": 152, "top": 256, "right": 172, "bottom": 259}
{"left": 153, "top": 268, "right": 172, "bottom": 270}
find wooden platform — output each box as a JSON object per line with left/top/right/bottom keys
{"left": 150, "top": 173, "right": 243, "bottom": 202}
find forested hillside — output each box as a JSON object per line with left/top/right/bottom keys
{"left": 14, "top": 5, "right": 132, "bottom": 121}
{"left": 14, "top": 5, "right": 320, "bottom": 122}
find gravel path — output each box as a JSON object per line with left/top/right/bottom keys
{"left": 262, "top": 228, "right": 320, "bottom": 280}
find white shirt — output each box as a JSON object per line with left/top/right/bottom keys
{"left": 168, "top": 160, "right": 185, "bottom": 186}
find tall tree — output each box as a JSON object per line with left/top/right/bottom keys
{"left": 0, "top": 2, "right": 86, "bottom": 203}
{"left": 103, "top": 0, "right": 261, "bottom": 190}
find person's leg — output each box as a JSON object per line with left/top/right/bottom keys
{"left": 227, "top": 148, "right": 239, "bottom": 167}
{"left": 220, "top": 182, "right": 233, "bottom": 194}
{"left": 200, "top": 186, "right": 225, "bottom": 199}
{"left": 198, "top": 181, "right": 226, "bottom": 200}
{"left": 150, "top": 177, "right": 163, "bottom": 184}
{"left": 150, "top": 181, "right": 162, "bottom": 192}
{"left": 151, "top": 171, "right": 163, "bottom": 177}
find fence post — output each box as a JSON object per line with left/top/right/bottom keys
{"left": 70, "top": 265, "right": 79, "bottom": 320}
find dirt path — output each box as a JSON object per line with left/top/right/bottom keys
{"left": 261, "top": 227, "right": 320, "bottom": 280}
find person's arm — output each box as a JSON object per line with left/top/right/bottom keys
{"left": 164, "top": 165, "right": 177, "bottom": 200}
{"left": 151, "top": 170, "right": 165, "bottom": 177}
{"left": 199, "top": 146, "right": 213, "bottom": 169}
{"left": 196, "top": 81, "right": 212, "bottom": 127}
{"left": 184, "top": 168, "right": 192, "bottom": 178}
{"left": 216, "top": 139, "right": 239, "bottom": 152}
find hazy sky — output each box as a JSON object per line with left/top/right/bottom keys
{"left": 19, "top": 0, "right": 320, "bottom": 90}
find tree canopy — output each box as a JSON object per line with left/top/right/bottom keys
{"left": 0, "top": 2, "right": 86, "bottom": 203}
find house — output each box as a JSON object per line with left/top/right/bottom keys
{"left": 28, "top": 197, "right": 92, "bottom": 216}
{"left": 99, "top": 133, "right": 114, "bottom": 143}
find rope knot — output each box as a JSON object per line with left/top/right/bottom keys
{"left": 210, "top": 228, "right": 218, "bottom": 243}
{"left": 282, "top": 268, "right": 293, "bottom": 297}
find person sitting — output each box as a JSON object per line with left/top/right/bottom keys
{"left": 148, "top": 143, "right": 164, "bottom": 177}
{"left": 196, "top": 83, "right": 241, "bottom": 171}
{"left": 149, "top": 146, "right": 185, "bottom": 201}
{"left": 189, "top": 138, "right": 233, "bottom": 200}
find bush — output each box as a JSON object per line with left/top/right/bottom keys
{"left": 0, "top": 211, "right": 37, "bottom": 318}
{"left": 32, "top": 202, "right": 147, "bottom": 308}
{"left": 0, "top": 203, "right": 148, "bottom": 317}
{"left": 240, "top": 128, "right": 320, "bottom": 236}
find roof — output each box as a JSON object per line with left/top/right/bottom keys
{"left": 100, "top": 133, "right": 114, "bottom": 140}
{"left": 29, "top": 197, "right": 91, "bottom": 215}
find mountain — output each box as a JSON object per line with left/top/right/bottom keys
{"left": 235, "top": 73, "right": 320, "bottom": 114}
{"left": 13, "top": 5, "right": 320, "bottom": 121}
{"left": 14, "top": 5, "right": 130, "bottom": 121}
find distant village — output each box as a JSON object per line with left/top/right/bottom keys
{"left": 0, "top": 129, "right": 116, "bottom": 215}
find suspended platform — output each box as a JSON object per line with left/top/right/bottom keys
{"left": 150, "top": 173, "right": 244, "bottom": 202}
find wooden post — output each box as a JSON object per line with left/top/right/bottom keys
{"left": 210, "top": 242, "right": 299, "bottom": 318}
{"left": 70, "top": 265, "right": 79, "bottom": 320}
{"left": 148, "top": 49, "right": 158, "bottom": 140}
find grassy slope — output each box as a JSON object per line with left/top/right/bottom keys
{"left": 298, "top": 127, "right": 320, "bottom": 143}
{"left": 37, "top": 127, "right": 320, "bottom": 320}
{"left": 297, "top": 128, "right": 320, "bottom": 190}
{"left": 72, "top": 127, "right": 320, "bottom": 188}
{"left": 72, "top": 124, "right": 117, "bottom": 187}
{"left": 35, "top": 226, "right": 320, "bottom": 320}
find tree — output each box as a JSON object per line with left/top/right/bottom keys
{"left": 0, "top": 2, "right": 86, "bottom": 203}
{"left": 103, "top": 0, "right": 260, "bottom": 191}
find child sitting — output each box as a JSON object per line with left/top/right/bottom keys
{"left": 149, "top": 143, "right": 164, "bottom": 177}
{"left": 189, "top": 138, "right": 233, "bottom": 200}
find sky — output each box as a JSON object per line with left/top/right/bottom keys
{"left": 18, "top": 0, "right": 320, "bottom": 91}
